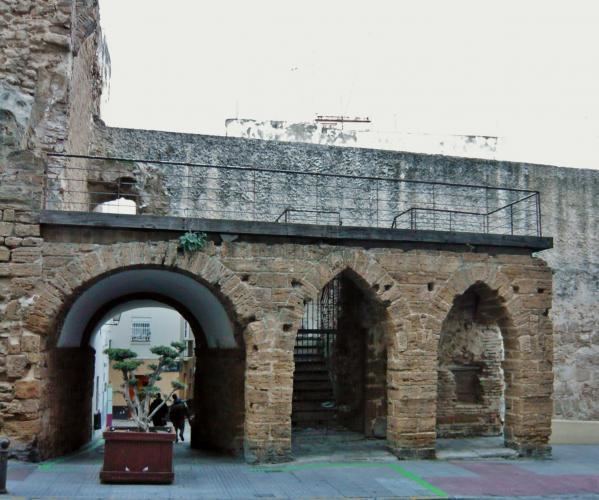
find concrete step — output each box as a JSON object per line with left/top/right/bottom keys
{"left": 293, "top": 380, "right": 333, "bottom": 391}
{"left": 436, "top": 447, "right": 518, "bottom": 460}
{"left": 294, "top": 371, "right": 330, "bottom": 382}
{"left": 294, "top": 361, "right": 328, "bottom": 372}
{"left": 435, "top": 437, "right": 519, "bottom": 460}
{"left": 293, "top": 400, "right": 336, "bottom": 412}
{"left": 293, "top": 390, "right": 333, "bottom": 401}
{"left": 292, "top": 410, "right": 337, "bottom": 423}
{"left": 294, "top": 353, "right": 326, "bottom": 362}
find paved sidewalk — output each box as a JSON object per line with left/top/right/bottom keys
{"left": 5, "top": 442, "right": 599, "bottom": 498}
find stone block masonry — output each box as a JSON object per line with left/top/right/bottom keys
{"left": 1, "top": 0, "right": 104, "bottom": 459}
{"left": 92, "top": 124, "right": 598, "bottom": 423}
{"left": 0, "top": 227, "right": 554, "bottom": 462}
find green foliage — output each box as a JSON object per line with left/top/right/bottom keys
{"left": 107, "top": 340, "right": 188, "bottom": 431}
{"left": 170, "top": 341, "right": 186, "bottom": 352}
{"left": 141, "top": 384, "right": 160, "bottom": 396}
{"left": 171, "top": 380, "right": 186, "bottom": 390}
{"left": 178, "top": 231, "right": 207, "bottom": 253}
{"left": 149, "top": 345, "right": 178, "bottom": 359}
{"left": 113, "top": 359, "right": 143, "bottom": 371}
{"left": 104, "top": 348, "right": 137, "bottom": 361}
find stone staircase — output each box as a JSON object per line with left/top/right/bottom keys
{"left": 292, "top": 333, "right": 336, "bottom": 427}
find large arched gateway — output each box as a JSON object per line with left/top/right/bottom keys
{"left": 45, "top": 267, "right": 244, "bottom": 459}
{"left": 24, "top": 243, "right": 261, "bottom": 460}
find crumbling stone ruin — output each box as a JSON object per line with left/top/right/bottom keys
{"left": 0, "top": 0, "right": 597, "bottom": 463}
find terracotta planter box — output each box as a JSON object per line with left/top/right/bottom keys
{"left": 100, "top": 429, "right": 176, "bottom": 484}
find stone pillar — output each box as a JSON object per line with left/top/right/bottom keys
{"left": 243, "top": 319, "right": 294, "bottom": 463}
{"left": 387, "top": 350, "right": 437, "bottom": 459}
{"left": 386, "top": 307, "right": 437, "bottom": 459}
{"left": 38, "top": 347, "right": 95, "bottom": 459}
{"left": 191, "top": 348, "right": 245, "bottom": 454}
{"left": 502, "top": 326, "right": 553, "bottom": 457}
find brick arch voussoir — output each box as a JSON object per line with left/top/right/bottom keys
{"left": 26, "top": 282, "right": 67, "bottom": 336}
{"left": 35, "top": 242, "right": 262, "bottom": 339}
{"left": 293, "top": 249, "right": 407, "bottom": 350}
{"left": 430, "top": 264, "right": 518, "bottom": 342}
{"left": 297, "top": 249, "right": 401, "bottom": 307}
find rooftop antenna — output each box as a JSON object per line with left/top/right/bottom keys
{"left": 315, "top": 115, "right": 371, "bottom": 125}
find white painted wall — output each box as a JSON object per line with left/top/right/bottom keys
{"left": 225, "top": 118, "right": 499, "bottom": 161}
{"left": 93, "top": 305, "right": 193, "bottom": 420}
{"left": 106, "top": 306, "right": 186, "bottom": 358}
{"left": 91, "top": 325, "right": 110, "bottom": 438}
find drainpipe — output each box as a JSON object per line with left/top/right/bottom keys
{"left": 0, "top": 438, "right": 9, "bottom": 494}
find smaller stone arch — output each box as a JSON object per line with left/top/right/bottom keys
{"left": 295, "top": 249, "right": 406, "bottom": 326}
{"left": 284, "top": 249, "right": 407, "bottom": 444}
{"left": 436, "top": 281, "right": 508, "bottom": 441}
{"left": 428, "top": 265, "right": 515, "bottom": 330}
{"left": 389, "top": 263, "right": 553, "bottom": 459}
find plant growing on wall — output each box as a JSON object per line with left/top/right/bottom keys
{"left": 104, "top": 342, "right": 187, "bottom": 432}
{"left": 178, "top": 231, "right": 207, "bottom": 253}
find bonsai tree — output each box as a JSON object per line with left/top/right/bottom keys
{"left": 105, "top": 341, "right": 187, "bottom": 432}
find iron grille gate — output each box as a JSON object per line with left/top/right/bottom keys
{"left": 296, "top": 277, "right": 340, "bottom": 356}
{"left": 293, "top": 277, "right": 341, "bottom": 427}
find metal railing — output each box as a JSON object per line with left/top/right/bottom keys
{"left": 43, "top": 153, "right": 543, "bottom": 236}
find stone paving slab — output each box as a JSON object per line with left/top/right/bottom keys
{"left": 397, "top": 460, "right": 480, "bottom": 478}
{"left": 5, "top": 444, "right": 599, "bottom": 498}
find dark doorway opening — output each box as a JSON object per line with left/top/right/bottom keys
{"left": 292, "top": 272, "right": 389, "bottom": 458}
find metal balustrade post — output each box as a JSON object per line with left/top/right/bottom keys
{"left": 0, "top": 438, "right": 9, "bottom": 494}
{"left": 432, "top": 184, "right": 436, "bottom": 231}
{"left": 376, "top": 180, "right": 379, "bottom": 228}
{"left": 510, "top": 205, "right": 514, "bottom": 235}
{"left": 252, "top": 170, "right": 256, "bottom": 221}
{"left": 536, "top": 192, "right": 542, "bottom": 236}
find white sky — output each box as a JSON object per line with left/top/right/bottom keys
{"left": 99, "top": 0, "right": 599, "bottom": 169}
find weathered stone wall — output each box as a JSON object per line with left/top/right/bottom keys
{"left": 91, "top": 125, "right": 598, "bottom": 422}
{"left": 4, "top": 229, "right": 552, "bottom": 461}
{"left": 0, "top": 0, "right": 104, "bottom": 458}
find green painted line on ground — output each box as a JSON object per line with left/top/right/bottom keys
{"left": 254, "top": 461, "right": 448, "bottom": 497}
{"left": 37, "top": 438, "right": 103, "bottom": 471}
{"left": 385, "top": 462, "right": 448, "bottom": 497}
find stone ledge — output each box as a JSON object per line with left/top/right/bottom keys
{"left": 551, "top": 419, "right": 599, "bottom": 444}
{"left": 388, "top": 446, "right": 436, "bottom": 460}
{"left": 40, "top": 210, "right": 553, "bottom": 251}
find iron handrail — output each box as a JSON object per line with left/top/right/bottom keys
{"left": 43, "top": 153, "right": 543, "bottom": 237}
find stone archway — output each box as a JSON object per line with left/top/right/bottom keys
{"left": 390, "top": 264, "right": 553, "bottom": 458}
{"left": 25, "top": 241, "right": 261, "bottom": 460}
{"left": 257, "top": 249, "right": 408, "bottom": 460}
{"left": 436, "top": 282, "right": 505, "bottom": 439}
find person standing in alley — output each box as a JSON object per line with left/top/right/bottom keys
{"left": 169, "top": 394, "right": 191, "bottom": 442}
{"left": 149, "top": 394, "right": 169, "bottom": 427}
